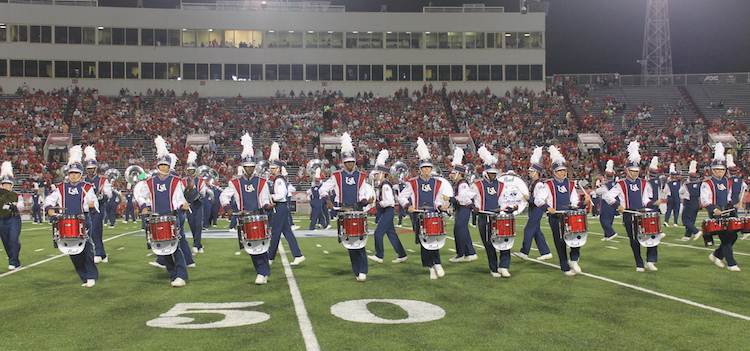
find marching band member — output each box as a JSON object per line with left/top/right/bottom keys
{"left": 367, "top": 150, "right": 408, "bottom": 264}
{"left": 700, "top": 143, "right": 740, "bottom": 271}
{"left": 727, "top": 155, "right": 749, "bottom": 240}
{"left": 595, "top": 160, "right": 619, "bottom": 241}
{"left": 137, "top": 136, "right": 190, "bottom": 287}
{"left": 31, "top": 191, "right": 44, "bottom": 224}
{"left": 123, "top": 188, "right": 136, "bottom": 223}
{"left": 447, "top": 147, "right": 478, "bottom": 263}
{"left": 267, "top": 142, "right": 305, "bottom": 266}
{"left": 535, "top": 145, "right": 590, "bottom": 276}
{"left": 83, "top": 146, "right": 112, "bottom": 264}
{"left": 105, "top": 187, "right": 121, "bottom": 228}
{"left": 663, "top": 163, "right": 682, "bottom": 227}
{"left": 603, "top": 142, "right": 660, "bottom": 272}
{"left": 470, "top": 146, "right": 515, "bottom": 277}
{"left": 0, "top": 162, "right": 24, "bottom": 270}
{"left": 219, "top": 134, "right": 273, "bottom": 284}
{"left": 678, "top": 160, "right": 702, "bottom": 241}
{"left": 516, "top": 146, "right": 553, "bottom": 259}
{"left": 44, "top": 146, "right": 99, "bottom": 287}
{"left": 398, "top": 138, "right": 453, "bottom": 280}
{"left": 183, "top": 151, "right": 207, "bottom": 253}
{"left": 645, "top": 156, "right": 663, "bottom": 226}
{"left": 319, "top": 133, "right": 372, "bottom": 281}
{"left": 307, "top": 169, "right": 329, "bottom": 230}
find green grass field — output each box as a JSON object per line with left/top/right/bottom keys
{"left": 1, "top": 213, "right": 749, "bottom": 351}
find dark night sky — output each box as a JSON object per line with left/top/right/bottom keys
{"left": 99, "top": 0, "right": 750, "bottom": 75}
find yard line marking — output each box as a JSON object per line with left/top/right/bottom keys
{"left": 278, "top": 243, "right": 320, "bottom": 351}
{"left": 526, "top": 257, "right": 750, "bottom": 321}
{"left": 0, "top": 230, "right": 141, "bottom": 279}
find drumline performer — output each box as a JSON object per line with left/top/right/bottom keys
{"left": 646, "top": 156, "right": 663, "bottom": 225}
{"left": 678, "top": 160, "right": 702, "bottom": 241}
{"left": 470, "top": 146, "right": 516, "bottom": 277}
{"left": 535, "top": 145, "right": 590, "bottom": 276}
{"left": 137, "top": 136, "right": 190, "bottom": 287}
{"left": 0, "top": 162, "right": 24, "bottom": 270}
{"left": 183, "top": 151, "right": 207, "bottom": 253}
{"left": 726, "top": 155, "right": 750, "bottom": 240}
{"left": 603, "top": 141, "right": 661, "bottom": 272}
{"left": 83, "top": 146, "right": 112, "bottom": 264}
{"left": 267, "top": 142, "right": 305, "bottom": 266}
{"left": 220, "top": 134, "right": 273, "bottom": 284}
{"left": 307, "top": 169, "right": 330, "bottom": 230}
{"left": 44, "top": 146, "right": 99, "bottom": 287}
{"left": 367, "top": 150, "right": 408, "bottom": 265}
{"left": 398, "top": 138, "right": 453, "bottom": 280}
{"left": 319, "top": 133, "right": 373, "bottom": 281}
{"left": 701, "top": 143, "right": 741, "bottom": 271}
{"left": 594, "top": 160, "right": 619, "bottom": 241}
{"left": 447, "top": 147, "right": 478, "bottom": 263}
{"left": 663, "top": 163, "right": 682, "bottom": 227}
{"left": 516, "top": 146, "right": 553, "bottom": 259}
{"left": 31, "top": 191, "right": 44, "bottom": 224}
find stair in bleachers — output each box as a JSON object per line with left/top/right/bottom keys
{"left": 685, "top": 85, "right": 750, "bottom": 125}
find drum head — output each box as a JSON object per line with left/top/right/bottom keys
{"left": 491, "top": 235, "right": 515, "bottom": 251}
{"left": 57, "top": 238, "right": 86, "bottom": 255}
{"left": 151, "top": 239, "right": 179, "bottom": 255}
{"left": 498, "top": 174, "right": 529, "bottom": 216}
{"left": 637, "top": 233, "right": 663, "bottom": 248}
{"left": 564, "top": 232, "right": 588, "bottom": 248}
{"left": 420, "top": 234, "right": 446, "bottom": 250}
{"left": 243, "top": 239, "right": 270, "bottom": 255}
{"left": 340, "top": 234, "right": 368, "bottom": 250}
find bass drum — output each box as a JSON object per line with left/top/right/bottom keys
{"left": 498, "top": 173, "right": 529, "bottom": 216}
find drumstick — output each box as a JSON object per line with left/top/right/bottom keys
{"left": 720, "top": 209, "right": 735, "bottom": 215}
{"left": 477, "top": 210, "right": 496, "bottom": 216}
{"left": 622, "top": 209, "right": 643, "bottom": 215}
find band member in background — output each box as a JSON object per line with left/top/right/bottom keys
{"left": 663, "top": 163, "right": 682, "bottom": 227}
{"left": 31, "top": 191, "right": 44, "bottom": 224}
{"left": 83, "top": 146, "right": 112, "bottom": 264}
{"left": 398, "top": 138, "right": 453, "bottom": 280}
{"left": 396, "top": 181, "right": 406, "bottom": 228}
{"left": 0, "top": 162, "right": 24, "bottom": 270}
{"left": 726, "top": 154, "right": 747, "bottom": 213}
{"left": 267, "top": 142, "right": 305, "bottom": 266}
{"left": 595, "top": 160, "right": 619, "bottom": 241}
{"left": 123, "top": 188, "right": 136, "bottom": 223}
{"left": 645, "top": 156, "right": 663, "bottom": 225}
{"left": 183, "top": 151, "right": 207, "bottom": 253}
{"left": 137, "top": 136, "right": 190, "bottom": 287}
{"left": 701, "top": 144, "right": 741, "bottom": 271}
{"left": 44, "top": 146, "right": 99, "bottom": 287}
{"left": 516, "top": 146, "right": 553, "bottom": 260}
{"left": 307, "top": 170, "right": 329, "bottom": 230}
{"left": 535, "top": 145, "right": 590, "bottom": 276}
{"left": 220, "top": 134, "right": 273, "bottom": 284}
{"left": 105, "top": 187, "right": 121, "bottom": 228}
{"left": 603, "top": 142, "right": 660, "bottom": 272}
{"left": 447, "top": 147, "right": 478, "bottom": 263}
{"left": 367, "top": 150, "right": 408, "bottom": 265}
{"left": 470, "top": 146, "right": 515, "bottom": 278}
{"left": 679, "top": 161, "right": 702, "bottom": 241}
{"left": 319, "top": 133, "right": 372, "bottom": 281}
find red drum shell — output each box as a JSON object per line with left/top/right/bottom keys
{"left": 742, "top": 217, "right": 750, "bottom": 232}
{"left": 564, "top": 211, "right": 588, "bottom": 233}
{"left": 701, "top": 219, "right": 723, "bottom": 235}
{"left": 149, "top": 218, "right": 177, "bottom": 241}
{"left": 421, "top": 213, "right": 445, "bottom": 236}
{"left": 638, "top": 212, "right": 661, "bottom": 235}
{"left": 241, "top": 217, "right": 268, "bottom": 240}
{"left": 493, "top": 214, "right": 515, "bottom": 237}
{"left": 342, "top": 212, "right": 367, "bottom": 237}
{"left": 57, "top": 217, "right": 85, "bottom": 238}
{"left": 725, "top": 217, "right": 744, "bottom": 231}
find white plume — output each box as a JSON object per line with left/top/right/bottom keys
{"left": 530, "top": 146, "right": 543, "bottom": 166}
{"left": 187, "top": 151, "right": 197, "bottom": 165}
{"left": 68, "top": 145, "right": 83, "bottom": 165}
{"left": 669, "top": 163, "right": 676, "bottom": 174}
{"left": 314, "top": 168, "right": 321, "bottom": 179}
{"left": 282, "top": 166, "right": 288, "bottom": 176}
{"left": 477, "top": 146, "right": 498, "bottom": 166}
{"left": 237, "top": 166, "right": 243, "bottom": 175}
{"left": 727, "top": 153, "right": 736, "bottom": 168}
{"left": 340, "top": 132, "right": 354, "bottom": 156}
{"left": 168, "top": 153, "right": 177, "bottom": 170}
{"left": 689, "top": 160, "right": 697, "bottom": 174}
{"left": 416, "top": 138, "right": 431, "bottom": 161}
{"left": 451, "top": 147, "right": 464, "bottom": 167}
{"left": 605, "top": 159, "right": 614, "bottom": 173}
{"left": 1, "top": 161, "right": 13, "bottom": 177}
{"left": 154, "top": 136, "right": 169, "bottom": 158}
{"left": 241, "top": 133, "right": 254, "bottom": 159}
{"left": 269, "top": 142, "right": 280, "bottom": 162}
{"left": 376, "top": 149, "right": 389, "bottom": 167}
{"left": 83, "top": 145, "right": 97, "bottom": 161}
{"left": 713, "top": 142, "right": 725, "bottom": 162}
{"left": 548, "top": 145, "right": 566, "bottom": 165}
{"left": 627, "top": 141, "right": 641, "bottom": 164}
{"left": 649, "top": 156, "right": 658, "bottom": 170}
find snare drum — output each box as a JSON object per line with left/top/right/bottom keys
{"left": 341, "top": 211, "right": 367, "bottom": 237}
{"left": 742, "top": 217, "right": 750, "bottom": 233}
{"left": 638, "top": 212, "right": 661, "bottom": 235}
{"left": 701, "top": 218, "right": 724, "bottom": 235}
{"left": 239, "top": 214, "right": 269, "bottom": 241}
{"left": 148, "top": 215, "right": 178, "bottom": 242}
{"left": 420, "top": 212, "right": 446, "bottom": 237}
{"left": 725, "top": 217, "right": 744, "bottom": 231}
{"left": 490, "top": 212, "right": 516, "bottom": 251}
{"left": 55, "top": 214, "right": 86, "bottom": 239}
{"left": 564, "top": 209, "right": 588, "bottom": 234}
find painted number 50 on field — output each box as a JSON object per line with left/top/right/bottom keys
{"left": 147, "top": 299, "right": 445, "bottom": 329}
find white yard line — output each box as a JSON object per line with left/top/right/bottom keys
{"left": 278, "top": 243, "right": 320, "bottom": 351}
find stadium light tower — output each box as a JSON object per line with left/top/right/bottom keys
{"left": 641, "top": 0, "right": 673, "bottom": 86}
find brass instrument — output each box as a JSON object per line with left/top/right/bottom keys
{"left": 105, "top": 168, "right": 121, "bottom": 184}
{"left": 125, "top": 165, "right": 145, "bottom": 189}
{"left": 390, "top": 161, "right": 408, "bottom": 183}
{"left": 255, "top": 160, "right": 270, "bottom": 178}
{"left": 306, "top": 159, "right": 323, "bottom": 186}
{"left": 197, "top": 165, "right": 219, "bottom": 185}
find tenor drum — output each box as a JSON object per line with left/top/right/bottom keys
{"left": 637, "top": 211, "right": 664, "bottom": 247}
{"left": 418, "top": 211, "right": 446, "bottom": 250}
{"left": 490, "top": 212, "right": 516, "bottom": 251}
{"left": 562, "top": 209, "right": 588, "bottom": 248}
{"left": 338, "top": 211, "right": 369, "bottom": 250}
{"left": 725, "top": 217, "right": 744, "bottom": 232}
{"left": 146, "top": 215, "right": 180, "bottom": 255}
{"left": 742, "top": 216, "right": 750, "bottom": 233}
{"left": 701, "top": 218, "right": 723, "bottom": 235}
{"left": 52, "top": 214, "right": 87, "bottom": 255}
{"left": 238, "top": 214, "right": 270, "bottom": 254}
